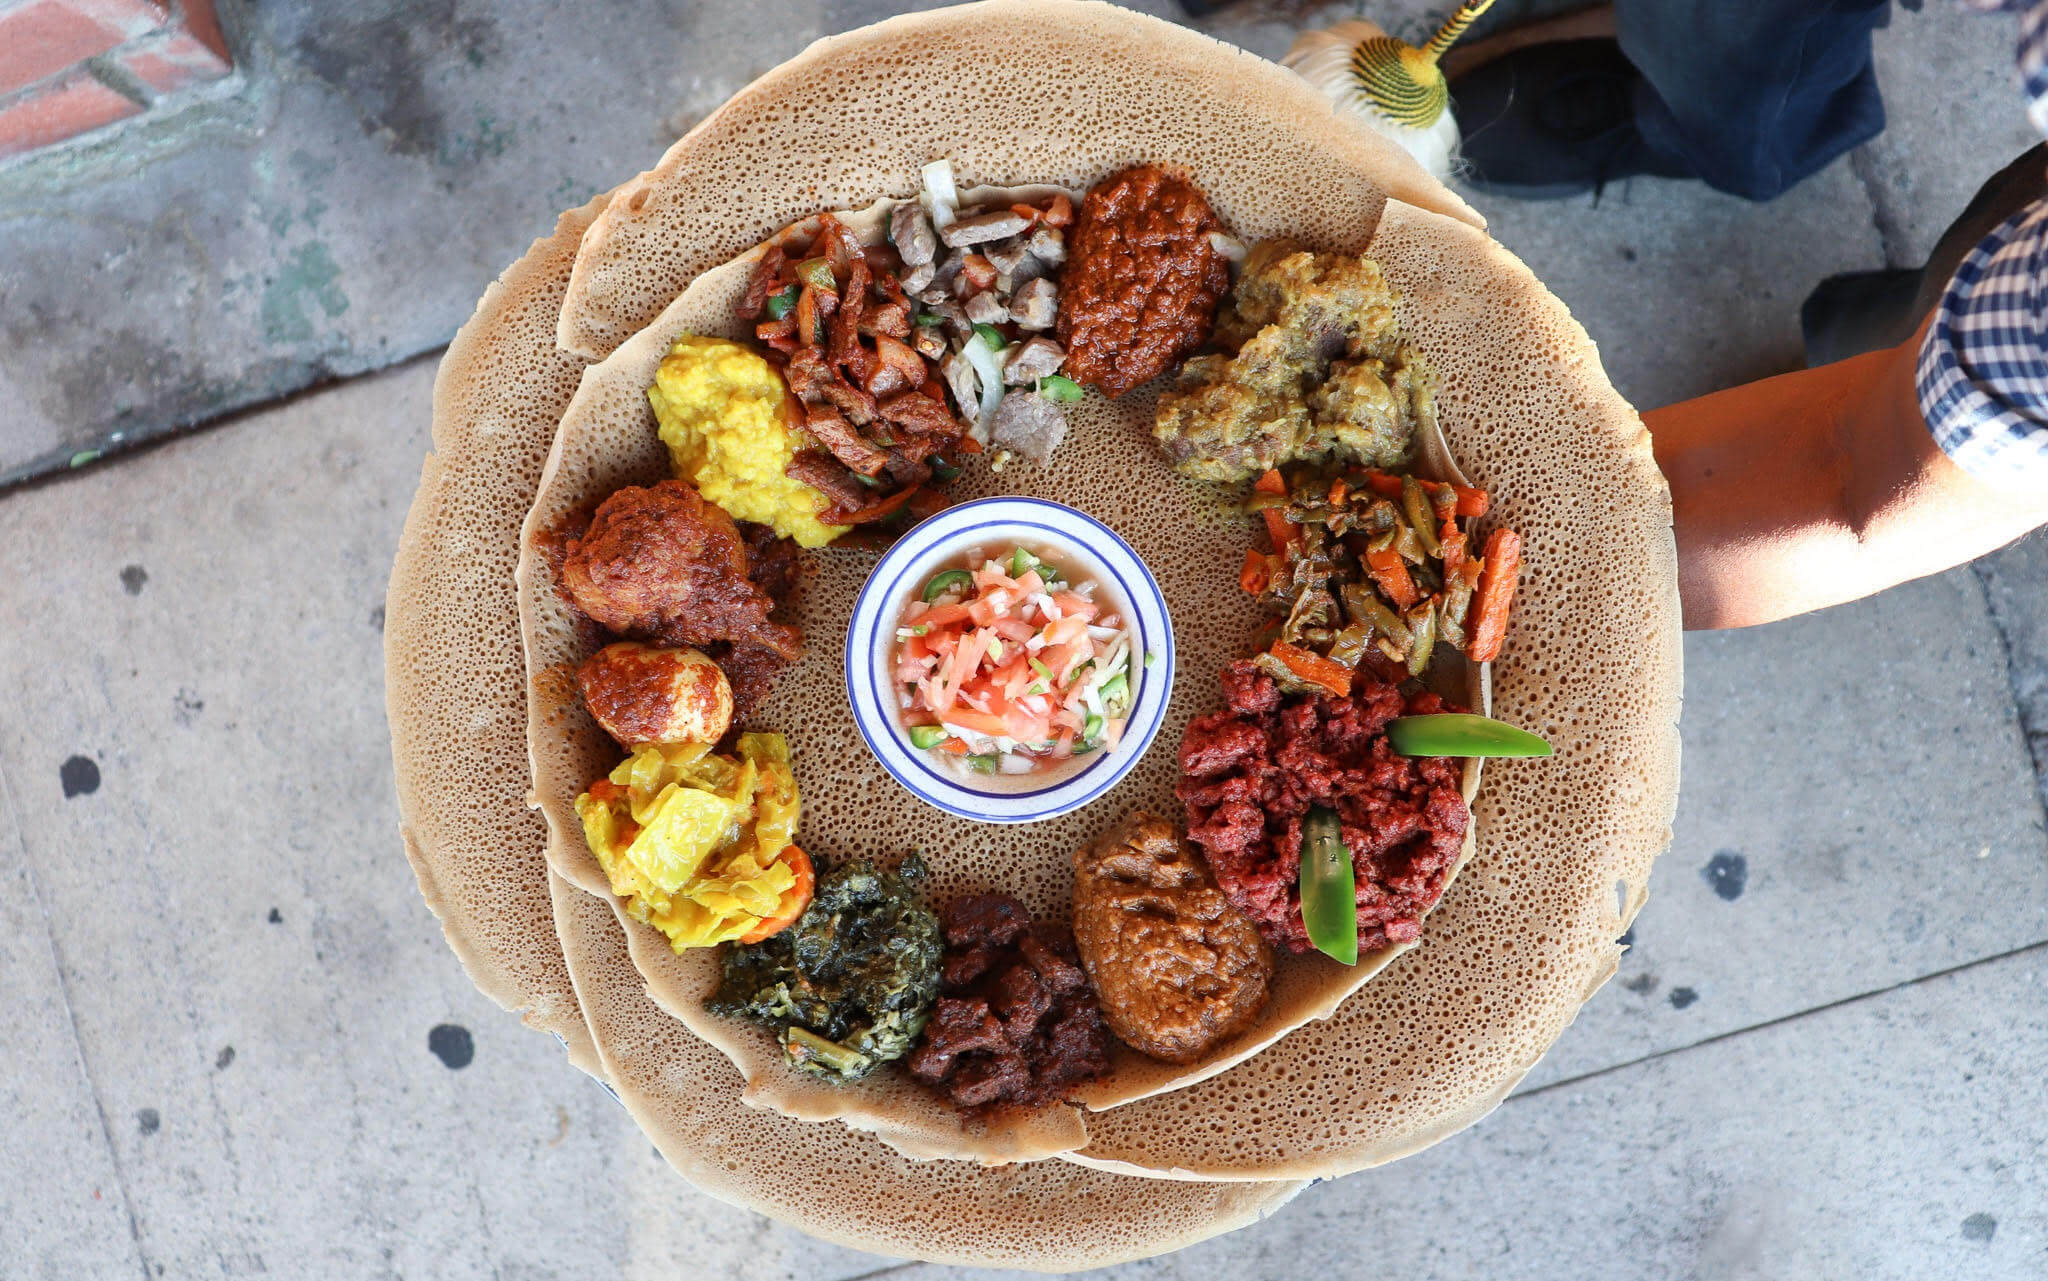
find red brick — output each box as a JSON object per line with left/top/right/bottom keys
{"left": 173, "top": 0, "right": 225, "bottom": 61}
{"left": 0, "top": 0, "right": 121, "bottom": 95}
{"left": 0, "top": 65, "right": 139, "bottom": 158}
{"left": 114, "top": 27, "right": 230, "bottom": 95}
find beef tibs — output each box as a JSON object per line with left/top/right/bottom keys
{"left": 907, "top": 893, "right": 1110, "bottom": 1111}
{"left": 1177, "top": 658, "right": 1470, "bottom": 956}
{"left": 739, "top": 211, "right": 967, "bottom": 528}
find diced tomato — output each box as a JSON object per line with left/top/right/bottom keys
{"left": 1043, "top": 614, "right": 1090, "bottom": 647}
{"left": 1049, "top": 592, "right": 1098, "bottom": 621}
{"left": 992, "top": 617, "right": 1037, "bottom": 644}
{"left": 1042, "top": 194, "right": 1074, "bottom": 228}
{"left": 942, "top": 708, "right": 1010, "bottom": 737}
{"left": 919, "top": 602, "right": 972, "bottom": 628}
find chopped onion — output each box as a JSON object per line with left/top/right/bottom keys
{"left": 997, "top": 752, "right": 1036, "bottom": 775}
{"left": 961, "top": 333, "right": 1006, "bottom": 440}
{"left": 1209, "top": 230, "right": 1247, "bottom": 264}
{"left": 921, "top": 158, "right": 960, "bottom": 230}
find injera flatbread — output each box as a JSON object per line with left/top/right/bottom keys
{"left": 518, "top": 200, "right": 1483, "bottom": 1164}
{"left": 555, "top": 870, "right": 1305, "bottom": 1270}
{"left": 385, "top": 195, "right": 610, "bottom": 1080}
{"left": 554, "top": 0, "right": 1481, "bottom": 362}
{"left": 389, "top": 186, "right": 1306, "bottom": 1261}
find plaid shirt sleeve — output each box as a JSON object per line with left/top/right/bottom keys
{"left": 1914, "top": 1, "right": 2048, "bottom": 490}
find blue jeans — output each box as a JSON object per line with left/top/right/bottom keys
{"left": 1618, "top": 0, "right": 1893, "bottom": 201}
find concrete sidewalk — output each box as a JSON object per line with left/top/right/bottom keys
{"left": 5, "top": 1, "right": 2048, "bottom": 1278}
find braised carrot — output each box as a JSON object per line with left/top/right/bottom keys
{"left": 1262, "top": 506, "right": 1295, "bottom": 552}
{"left": 1468, "top": 528, "right": 1522, "bottom": 662}
{"left": 738, "top": 845, "right": 815, "bottom": 944}
{"left": 1269, "top": 641, "right": 1353, "bottom": 698}
{"left": 1240, "top": 548, "right": 1271, "bottom": 595}
{"left": 1253, "top": 468, "right": 1289, "bottom": 497}
{"left": 1361, "top": 470, "right": 1404, "bottom": 498}
{"left": 1365, "top": 548, "right": 1420, "bottom": 611}
{"left": 1452, "top": 484, "right": 1490, "bottom": 519}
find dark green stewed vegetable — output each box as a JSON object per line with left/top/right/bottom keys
{"left": 1386, "top": 713, "right": 1553, "bottom": 758}
{"left": 1300, "top": 807, "right": 1357, "bottom": 965}
{"left": 709, "top": 856, "right": 942, "bottom": 1081}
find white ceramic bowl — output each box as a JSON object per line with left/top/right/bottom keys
{"left": 844, "top": 497, "right": 1175, "bottom": 824}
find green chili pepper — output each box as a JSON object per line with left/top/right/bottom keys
{"left": 966, "top": 753, "right": 1000, "bottom": 774}
{"left": 1029, "top": 656, "right": 1054, "bottom": 681}
{"left": 921, "top": 568, "right": 972, "bottom": 602}
{"left": 765, "top": 285, "right": 799, "bottom": 320}
{"left": 915, "top": 310, "right": 947, "bottom": 327}
{"left": 929, "top": 456, "right": 962, "bottom": 483}
{"left": 1082, "top": 712, "right": 1105, "bottom": 742}
{"left": 1402, "top": 475, "right": 1441, "bottom": 556}
{"left": 796, "top": 256, "right": 837, "bottom": 291}
{"left": 1071, "top": 739, "right": 1100, "bottom": 755}
{"left": 1300, "top": 807, "right": 1357, "bottom": 965}
{"left": 1098, "top": 672, "right": 1130, "bottom": 715}
{"left": 1385, "top": 713, "right": 1553, "bottom": 758}
{"left": 1008, "top": 547, "right": 1039, "bottom": 579}
{"left": 908, "top": 725, "right": 949, "bottom": 750}
{"left": 972, "top": 322, "right": 1006, "bottom": 351}
{"left": 1038, "top": 374, "right": 1084, "bottom": 403}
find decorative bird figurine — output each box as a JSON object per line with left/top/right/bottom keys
{"left": 1284, "top": 1, "right": 1497, "bottom": 180}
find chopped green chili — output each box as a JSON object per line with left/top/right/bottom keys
{"left": 1300, "top": 807, "right": 1358, "bottom": 965}
{"left": 908, "top": 725, "right": 949, "bottom": 750}
{"left": 921, "top": 569, "right": 972, "bottom": 602}
{"left": 765, "top": 285, "right": 799, "bottom": 320}
{"left": 1385, "top": 713, "right": 1553, "bottom": 758}
{"left": 1038, "top": 374, "right": 1084, "bottom": 403}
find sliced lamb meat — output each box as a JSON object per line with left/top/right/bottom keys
{"left": 890, "top": 203, "right": 938, "bottom": 266}
{"left": 1026, "top": 225, "right": 1066, "bottom": 266}
{"left": 900, "top": 260, "right": 937, "bottom": 294}
{"left": 1002, "top": 336, "right": 1066, "bottom": 385}
{"left": 1010, "top": 277, "right": 1058, "bottom": 331}
{"left": 785, "top": 450, "right": 871, "bottom": 511}
{"left": 964, "top": 291, "right": 1010, "bottom": 327}
{"left": 939, "top": 208, "right": 1032, "bottom": 247}
{"left": 941, "top": 351, "right": 981, "bottom": 417}
{"left": 738, "top": 245, "right": 788, "bottom": 320}
{"left": 884, "top": 450, "right": 933, "bottom": 489}
{"left": 803, "top": 404, "right": 889, "bottom": 476}
{"left": 912, "top": 326, "right": 947, "bottom": 361}
{"left": 988, "top": 389, "right": 1069, "bottom": 465}
{"left": 984, "top": 236, "right": 1033, "bottom": 277}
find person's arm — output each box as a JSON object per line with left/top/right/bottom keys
{"left": 1645, "top": 315, "right": 2048, "bottom": 630}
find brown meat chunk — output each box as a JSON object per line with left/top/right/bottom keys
{"left": 561, "top": 480, "right": 802, "bottom": 662}
{"left": 1057, "top": 166, "right": 1230, "bottom": 397}
{"left": 1071, "top": 811, "right": 1273, "bottom": 1064}
{"left": 909, "top": 894, "right": 1111, "bottom": 1113}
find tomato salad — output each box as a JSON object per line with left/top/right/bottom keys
{"left": 893, "top": 547, "right": 1143, "bottom": 775}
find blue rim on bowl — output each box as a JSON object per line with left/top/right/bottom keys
{"left": 843, "top": 497, "right": 1176, "bottom": 824}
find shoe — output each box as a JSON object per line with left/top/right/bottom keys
{"left": 1449, "top": 38, "right": 1694, "bottom": 200}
